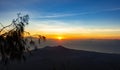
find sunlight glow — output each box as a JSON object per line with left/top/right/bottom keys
{"left": 57, "top": 36, "right": 63, "bottom": 40}
{"left": 25, "top": 21, "right": 120, "bottom": 40}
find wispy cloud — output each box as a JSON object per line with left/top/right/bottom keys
{"left": 75, "top": 7, "right": 120, "bottom": 16}
{"left": 1, "top": 7, "right": 120, "bottom": 20}
{"left": 30, "top": 13, "right": 77, "bottom": 19}
{"left": 25, "top": 20, "right": 120, "bottom": 35}
{"left": 30, "top": 7, "right": 120, "bottom": 19}
{"left": 34, "top": 14, "right": 75, "bottom": 18}
{"left": 103, "top": 7, "right": 120, "bottom": 12}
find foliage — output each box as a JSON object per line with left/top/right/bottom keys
{"left": 0, "top": 13, "right": 46, "bottom": 65}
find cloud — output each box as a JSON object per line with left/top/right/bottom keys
{"left": 34, "top": 14, "right": 75, "bottom": 18}
{"left": 103, "top": 7, "right": 120, "bottom": 12}
{"left": 1, "top": 6, "right": 120, "bottom": 21}
{"left": 30, "top": 7, "right": 120, "bottom": 19}
{"left": 25, "top": 20, "right": 120, "bottom": 35}
{"left": 75, "top": 7, "right": 120, "bottom": 16}
{"left": 30, "top": 13, "right": 77, "bottom": 19}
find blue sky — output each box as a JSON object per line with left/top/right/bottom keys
{"left": 0, "top": 0, "right": 120, "bottom": 39}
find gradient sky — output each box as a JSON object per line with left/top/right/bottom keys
{"left": 0, "top": 0, "right": 120, "bottom": 39}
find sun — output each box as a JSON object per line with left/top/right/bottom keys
{"left": 57, "top": 36, "right": 63, "bottom": 40}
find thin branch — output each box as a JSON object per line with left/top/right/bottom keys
{"left": 0, "top": 23, "right": 13, "bottom": 34}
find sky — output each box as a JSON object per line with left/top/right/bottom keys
{"left": 0, "top": 0, "right": 120, "bottom": 39}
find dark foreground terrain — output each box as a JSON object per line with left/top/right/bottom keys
{"left": 0, "top": 45, "right": 120, "bottom": 70}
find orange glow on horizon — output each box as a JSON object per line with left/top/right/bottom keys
{"left": 57, "top": 36, "right": 63, "bottom": 40}
{"left": 24, "top": 30, "right": 120, "bottom": 40}
{"left": 24, "top": 34, "right": 120, "bottom": 40}
{"left": 43, "top": 33, "right": 120, "bottom": 40}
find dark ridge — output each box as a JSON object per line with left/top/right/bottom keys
{"left": 1, "top": 45, "right": 120, "bottom": 70}
{"left": 43, "top": 45, "right": 69, "bottom": 50}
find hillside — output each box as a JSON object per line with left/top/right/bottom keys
{"left": 0, "top": 45, "right": 120, "bottom": 70}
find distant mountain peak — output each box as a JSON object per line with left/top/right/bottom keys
{"left": 44, "top": 46, "right": 52, "bottom": 48}
{"left": 43, "top": 45, "right": 68, "bottom": 50}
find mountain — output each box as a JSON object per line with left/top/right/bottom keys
{"left": 0, "top": 45, "right": 120, "bottom": 70}
{"left": 42, "top": 45, "right": 68, "bottom": 51}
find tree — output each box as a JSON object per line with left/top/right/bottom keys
{"left": 0, "top": 13, "right": 46, "bottom": 65}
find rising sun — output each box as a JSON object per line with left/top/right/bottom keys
{"left": 57, "top": 36, "right": 63, "bottom": 40}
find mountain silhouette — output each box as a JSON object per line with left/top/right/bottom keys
{"left": 43, "top": 45, "right": 68, "bottom": 50}
{"left": 0, "top": 45, "right": 120, "bottom": 70}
